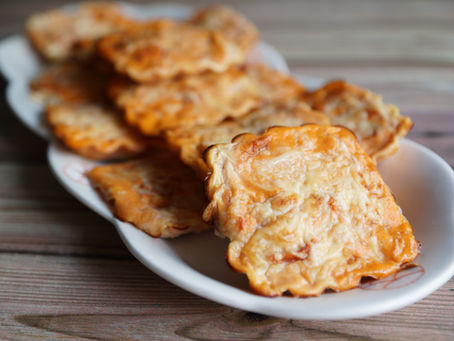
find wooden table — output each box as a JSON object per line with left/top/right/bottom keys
{"left": 1, "top": 0, "right": 453, "bottom": 339}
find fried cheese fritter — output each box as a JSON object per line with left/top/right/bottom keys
{"left": 97, "top": 16, "right": 251, "bottom": 83}
{"left": 189, "top": 5, "right": 258, "bottom": 52}
{"left": 109, "top": 64, "right": 305, "bottom": 135}
{"left": 306, "top": 80, "right": 413, "bottom": 161}
{"left": 30, "top": 61, "right": 106, "bottom": 106}
{"left": 26, "top": 2, "right": 132, "bottom": 61}
{"left": 244, "top": 64, "right": 304, "bottom": 103}
{"left": 87, "top": 153, "right": 211, "bottom": 238}
{"left": 46, "top": 103, "right": 148, "bottom": 160}
{"left": 203, "top": 125, "right": 419, "bottom": 297}
{"left": 165, "top": 102, "right": 329, "bottom": 178}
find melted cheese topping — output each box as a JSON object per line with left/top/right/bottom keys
{"left": 204, "top": 125, "right": 418, "bottom": 296}
{"left": 46, "top": 103, "right": 148, "bottom": 160}
{"left": 88, "top": 153, "right": 211, "bottom": 238}
{"left": 306, "top": 81, "right": 413, "bottom": 161}
{"left": 166, "top": 101, "right": 329, "bottom": 178}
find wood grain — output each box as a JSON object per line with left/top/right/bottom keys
{"left": 0, "top": 0, "right": 453, "bottom": 339}
{"left": 1, "top": 0, "right": 454, "bottom": 65}
{"left": 295, "top": 65, "right": 454, "bottom": 115}
{"left": 0, "top": 254, "right": 452, "bottom": 340}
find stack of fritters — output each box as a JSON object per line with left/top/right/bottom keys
{"left": 27, "top": 2, "right": 417, "bottom": 297}
{"left": 165, "top": 101, "right": 329, "bottom": 179}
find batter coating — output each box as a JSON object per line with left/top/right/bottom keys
{"left": 166, "top": 102, "right": 329, "bottom": 178}
{"left": 26, "top": 2, "right": 132, "bottom": 61}
{"left": 88, "top": 153, "right": 211, "bottom": 238}
{"left": 109, "top": 64, "right": 305, "bottom": 135}
{"left": 306, "top": 81, "right": 413, "bottom": 160}
{"left": 46, "top": 103, "right": 148, "bottom": 160}
{"left": 30, "top": 61, "right": 106, "bottom": 106}
{"left": 97, "top": 18, "right": 247, "bottom": 83}
{"left": 203, "top": 125, "right": 418, "bottom": 296}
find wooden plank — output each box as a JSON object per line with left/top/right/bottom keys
{"left": 0, "top": 162, "right": 127, "bottom": 256}
{"left": 293, "top": 65, "right": 454, "bottom": 115}
{"left": 411, "top": 114, "right": 454, "bottom": 134}
{"left": 0, "top": 253, "right": 452, "bottom": 340}
{"left": 0, "top": 81, "right": 47, "bottom": 163}
{"left": 409, "top": 135, "right": 454, "bottom": 166}
{"left": 0, "top": 209, "right": 127, "bottom": 257}
{"left": 408, "top": 114, "right": 454, "bottom": 165}
{"left": 0, "top": 0, "right": 453, "bottom": 338}
{"left": 0, "top": 163, "right": 78, "bottom": 209}
{"left": 1, "top": 0, "right": 454, "bottom": 64}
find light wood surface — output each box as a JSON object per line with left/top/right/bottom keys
{"left": 1, "top": 0, "right": 453, "bottom": 339}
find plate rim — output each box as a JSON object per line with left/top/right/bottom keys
{"left": 46, "top": 138, "right": 454, "bottom": 320}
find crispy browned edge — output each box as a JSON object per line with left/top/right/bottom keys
{"left": 202, "top": 124, "right": 419, "bottom": 296}
{"left": 45, "top": 105, "right": 149, "bottom": 160}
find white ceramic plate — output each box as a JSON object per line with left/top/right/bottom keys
{"left": 2, "top": 2, "right": 454, "bottom": 321}
{"left": 47, "top": 138, "right": 454, "bottom": 320}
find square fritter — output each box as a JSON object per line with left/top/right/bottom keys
{"left": 203, "top": 125, "right": 418, "bottom": 296}
{"left": 88, "top": 152, "right": 211, "bottom": 238}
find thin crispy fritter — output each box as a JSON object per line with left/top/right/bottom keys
{"left": 189, "top": 5, "right": 258, "bottom": 52}
{"left": 109, "top": 64, "right": 305, "bottom": 135}
{"left": 306, "top": 80, "right": 413, "bottom": 160}
{"left": 97, "top": 17, "right": 249, "bottom": 83}
{"left": 87, "top": 153, "right": 211, "bottom": 238}
{"left": 26, "top": 2, "right": 132, "bottom": 61}
{"left": 29, "top": 61, "right": 106, "bottom": 106}
{"left": 166, "top": 102, "right": 329, "bottom": 178}
{"left": 244, "top": 64, "right": 304, "bottom": 103}
{"left": 108, "top": 67, "right": 260, "bottom": 135}
{"left": 203, "top": 125, "right": 418, "bottom": 297}
{"left": 46, "top": 103, "right": 148, "bottom": 160}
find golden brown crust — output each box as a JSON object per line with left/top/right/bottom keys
{"left": 87, "top": 153, "right": 211, "bottom": 238}
{"left": 189, "top": 5, "right": 258, "bottom": 52}
{"left": 306, "top": 80, "right": 413, "bottom": 161}
{"left": 110, "top": 64, "right": 305, "bottom": 135}
{"left": 110, "top": 66, "right": 260, "bottom": 135}
{"left": 97, "top": 18, "right": 248, "bottom": 83}
{"left": 46, "top": 103, "right": 148, "bottom": 160}
{"left": 26, "top": 2, "right": 133, "bottom": 61}
{"left": 29, "top": 61, "right": 106, "bottom": 106}
{"left": 165, "top": 101, "right": 329, "bottom": 179}
{"left": 203, "top": 125, "right": 418, "bottom": 297}
{"left": 245, "top": 64, "right": 305, "bottom": 103}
